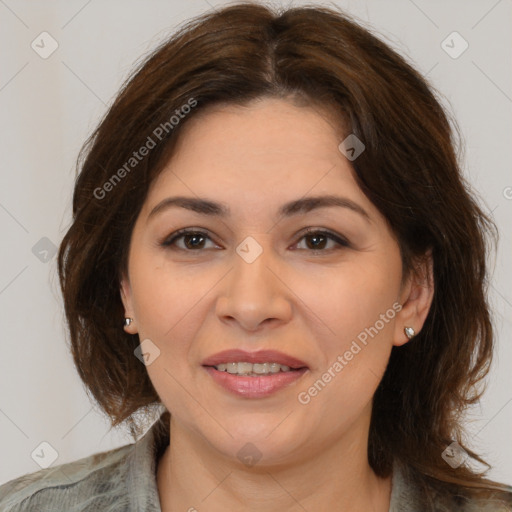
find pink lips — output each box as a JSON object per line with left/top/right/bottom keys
{"left": 204, "top": 367, "right": 308, "bottom": 398}
{"left": 202, "top": 349, "right": 309, "bottom": 398}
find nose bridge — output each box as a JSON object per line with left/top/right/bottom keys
{"left": 216, "top": 232, "right": 292, "bottom": 330}
{"left": 232, "top": 233, "right": 276, "bottom": 295}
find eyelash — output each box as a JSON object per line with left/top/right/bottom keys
{"left": 160, "top": 227, "right": 350, "bottom": 254}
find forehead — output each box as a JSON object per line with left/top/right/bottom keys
{"left": 143, "top": 98, "right": 376, "bottom": 222}
{"left": 171, "top": 97, "right": 346, "bottom": 167}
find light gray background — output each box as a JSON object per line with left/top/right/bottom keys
{"left": 1, "top": 0, "right": 511, "bottom": 487}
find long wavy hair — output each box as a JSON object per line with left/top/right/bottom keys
{"left": 57, "top": 1, "right": 509, "bottom": 503}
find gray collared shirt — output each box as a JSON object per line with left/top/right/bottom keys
{"left": 1, "top": 413, "right": 511, "bottom": 511}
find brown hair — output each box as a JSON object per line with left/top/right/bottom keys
{"left": 57, "top": 0, "right": 510, "bottom": 503}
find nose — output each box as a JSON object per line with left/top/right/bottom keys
{"left": 215, "top": 236, "right": 293, "bottom": 333}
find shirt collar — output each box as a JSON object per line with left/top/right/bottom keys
{"left": 126, "top": 410, "right": 170, "bottom": 512}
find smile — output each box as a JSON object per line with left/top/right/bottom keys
{"left": 212, "top": 362, "right": 298, "bottom": 376}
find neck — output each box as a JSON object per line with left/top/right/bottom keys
{"left": 156, "top": 415, "right": 392, "bottom": 512}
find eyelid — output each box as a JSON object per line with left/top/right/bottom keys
{"left": 159, "top": 227, "right": 214, "bottom": 248}
{"left": 297, "top": 227, "right": 350, "bottom": 248}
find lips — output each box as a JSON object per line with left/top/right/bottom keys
{"left": 204, "top": 366, "right": 308, "bottom": 398}
{"left": 201, "top": 349, "right": 308, "bottom": 369}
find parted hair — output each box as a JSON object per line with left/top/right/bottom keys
{"left": 57, "top": 1, "right": 511, "bottom": 504}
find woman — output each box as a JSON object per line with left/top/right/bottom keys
{"left": 0, "top": 2, "right": 510, "bottom": 510}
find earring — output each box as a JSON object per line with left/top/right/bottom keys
{"left": 404, "top": 326, "right": 415, "bottom": 340}
{"left": 124, "top": 317, "right": 133, "bottom": 327}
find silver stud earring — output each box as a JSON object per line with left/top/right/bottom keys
{"left": 124, "top": 317, "right": 133, "bottom": 327}
{"left": 404, "top": 326, "right": 415, "bottom": 340}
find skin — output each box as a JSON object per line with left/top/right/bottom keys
{"left": 120, "top": 97, "right": 434, "bottom": 511}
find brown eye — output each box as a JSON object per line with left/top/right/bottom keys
{"left": 161, "top": 229, "right": 215, "bottom": 251}
{"left": 294, "top": 229, "right": 350, "bottom": 252}
{"left": 182, "top": 232, "right": 207, "bottom": 249}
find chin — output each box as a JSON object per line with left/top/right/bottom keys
{"left": 204, "top": 421, "right": 306, "bottom": 467}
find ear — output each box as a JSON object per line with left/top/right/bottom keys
{"left": 393, "top": 249, "right": 434, "bottom": 346}
{"left": 120, "top": 272, "right": 138, "bottom": 335}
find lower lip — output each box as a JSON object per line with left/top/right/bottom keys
{"left": 203, "top": 366, "right": 308, "bottom": 398}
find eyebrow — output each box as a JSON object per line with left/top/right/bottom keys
{"left": 147, "top": 194, "right": 371, "bottom": 223}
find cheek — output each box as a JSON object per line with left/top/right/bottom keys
{"left": 128, "top": 252, "right": 209, "bottom": 341}
{"left": 128, "top": 258, "right": 209, "bottom": 414}
{"left": 130, "top": 272, "right": 176, "bottom": 339}
{"left": 299, "top": 257, "right": 401, "bottom": 350}
{"left": 293, "top": 257, "right": 400, "bottom": 414}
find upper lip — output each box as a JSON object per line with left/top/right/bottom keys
{"left": 202, "top": 349, "right": 308, "bottom": 369}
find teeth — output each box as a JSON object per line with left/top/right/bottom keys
{"left": 226, "top": 362, "right": 238, "bottom": 374}
{"left": 268, "top": 363, "right": 281, "bottom": 373}
{"left": 213, "top": 362, "right": 297, "bottom": 376}
{"left": 253, "top": 363, "right": 269, "bottom": 374}
{"left": 236, "top": 362, "right": 253, "bottom": 375}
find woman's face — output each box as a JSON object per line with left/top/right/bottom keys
{"left": 121, "top": 97, "right": 432, "bottom": 466}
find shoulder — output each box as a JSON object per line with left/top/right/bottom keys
{"left": 0, "top": 442, "right": 135, "bottom": 512}
{"left": 391, "top": 462, "right": 512, "bottom": 512}
{"left": 429, "top": 483, "right": 512, "bottom": 511}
